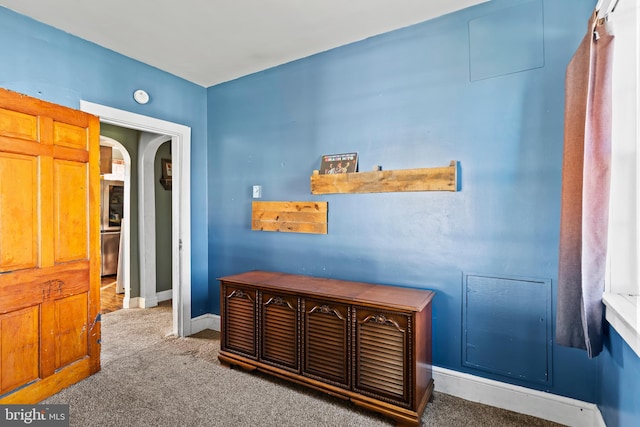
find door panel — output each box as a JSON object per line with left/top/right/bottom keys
{"left": 55, "top": 294, "right": 88, "bottom": 368}
{"left": 353, "top": 307, "right": 411, "bottom": 408}
{"left": 222, "top": 285, "right": 257, "bottom": 359}
{"left": 0, "top": 306, "right": 39, "bottom": 395}
{"left": 0, "top": 88, "right": 100, "bottom": 404}
{"left": 53, "top": 121, "right": 88, "bottom": 150}
{"left": 54, "top": 159, "right": 89, "bottom": 263}
{"left": 303, "top": 299, "right": 349, "bottom": 388}
{"left": 260, "top": 292, "right": 299, "bottom": 371}
{"left": 0, "top": 107, "right": 38, "bottom": 141}
{"left": 0, "top": 153, "right": 38, "bottom": 272}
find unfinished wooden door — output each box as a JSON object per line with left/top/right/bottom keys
{"left": 0, "top": 88, "right": 101, "bottom": 403}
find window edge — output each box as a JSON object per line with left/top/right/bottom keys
{"left": 603, "top": 292, "right": 640, "bottom": 358}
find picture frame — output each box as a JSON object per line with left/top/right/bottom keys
{"left": 160, "top": 158, "right": 172, "bottom": 190}
{"left": 319, "top": 152, "right": 358, "bottom": 175}
{"left": 161, "top": 158, "right": 172, "bottom": 179}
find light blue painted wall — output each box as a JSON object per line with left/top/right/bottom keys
{"left": 0, "top": 6, "right": 209, "bottom": 316}
{"left": 207, "top": 0, "right": 603, "bottom": 402}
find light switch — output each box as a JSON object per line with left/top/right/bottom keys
{"left": 252, "top": 185, "right": 262, "bottom": 199}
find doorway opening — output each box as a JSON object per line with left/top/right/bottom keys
{"left": 99, "top": 137, "right": 129, "bottom": 314}
{"left": 81, "top": 100, "right": 192, "bottom": 337}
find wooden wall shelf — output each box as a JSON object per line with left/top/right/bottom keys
{"left": 252, "top": 201, "right": 327, "bottom": 234}
{"left": 310, "top": 160, "right": 458, "bottom": 194}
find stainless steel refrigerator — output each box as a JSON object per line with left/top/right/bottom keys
{"left": 100, "top": 180, "right": 124, "bottom": 276}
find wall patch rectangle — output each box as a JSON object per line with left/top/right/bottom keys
{"left": 462, "top": 273, "right": 552, "bottom": 384}
{"left": 469, "top": 0, "right": 545, "bottom": 81}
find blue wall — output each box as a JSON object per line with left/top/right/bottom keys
{"left": 207, "top": 0, "right": 600, "bottom": 402}
{"left": 598, "top": 326, "right": 640, "bottom": 427}
{"left": 3, "top": 0, "right": 639, "bottom": 422}
{"left": 0, "top": 6, "right": 209, "bottom": 316}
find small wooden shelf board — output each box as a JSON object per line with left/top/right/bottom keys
{"left": 311, "top": 160, "right": 458, "bottom": 194}
{"left": 252, "top": 201, "right": 327, "bottom": 234}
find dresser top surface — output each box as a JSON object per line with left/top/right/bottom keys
{"left": 218, "top": 270, "right": 435, "bottom": 312}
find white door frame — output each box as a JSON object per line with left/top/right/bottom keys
{"left": 81, "top": 100, "right": 192, "bottom": 337}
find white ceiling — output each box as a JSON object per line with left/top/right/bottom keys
{"left": 1, "top": 0, "right": 487, "bottom": 87}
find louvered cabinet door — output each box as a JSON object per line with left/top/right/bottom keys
{"left": 353, "top": 307, "right": 412, "bottom": 408}
{"left": 303, "top": 299, "right": 350, "bottom": 388}
{"left": 260, "top": 292, "right": 299, "bottom": 371}
{"left": 222, "top": 285, "right": 257, "bottom": 359}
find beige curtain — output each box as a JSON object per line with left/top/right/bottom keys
{"left": 557, "top": 11, "right": 615, "bottom": 358}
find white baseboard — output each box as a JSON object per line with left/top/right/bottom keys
{"left": 594, "top": 407, "right": 607, "bottom": 427}
{"left": 123, "top": 297, "right": 141, "bottom": 309}
{"left": 156, "top": 289, "right": 172, "bottom": 302}
{"left": 139, "top": 296, "right": 158, "bottom": 308}
{"left": 123, "top": 291, "right": 171, "bottom": 309}
{"left": 433, "top": 367, "right": 605, "bottom": 427}
{"left": 190, "top": 313, "right": 221, "bottom": 335}
{"left": 115, "top": 298, "right": 607, "bottom": 427}
{"left": 175, "top": 316, "right": 607, "bottom": 426}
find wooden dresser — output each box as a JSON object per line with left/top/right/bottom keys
{"left": 218, "top": 271, "right": 435, "bottom": 426}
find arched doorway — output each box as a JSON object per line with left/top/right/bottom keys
{"left": 99, "top": 135, "right": 133, "bottom": 307}
{"left": 139, "top": 134, "right": 173, "bottom": 308}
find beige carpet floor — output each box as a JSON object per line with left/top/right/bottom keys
{"left": 43, "top": 304, "right": 565, "bottom": 427}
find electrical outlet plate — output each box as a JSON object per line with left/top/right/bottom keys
{"left": 252, "top": 185, "right": 262, "bottom": 199}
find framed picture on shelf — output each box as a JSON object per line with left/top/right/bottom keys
{"left": 161, "top": 158, "right": 172, "bottom": 179}
{"left": 160, "top": 158, "right": 172, "bottom": 190}
{"left": 319, "top": 152, "right": 358, "bottom": 174}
